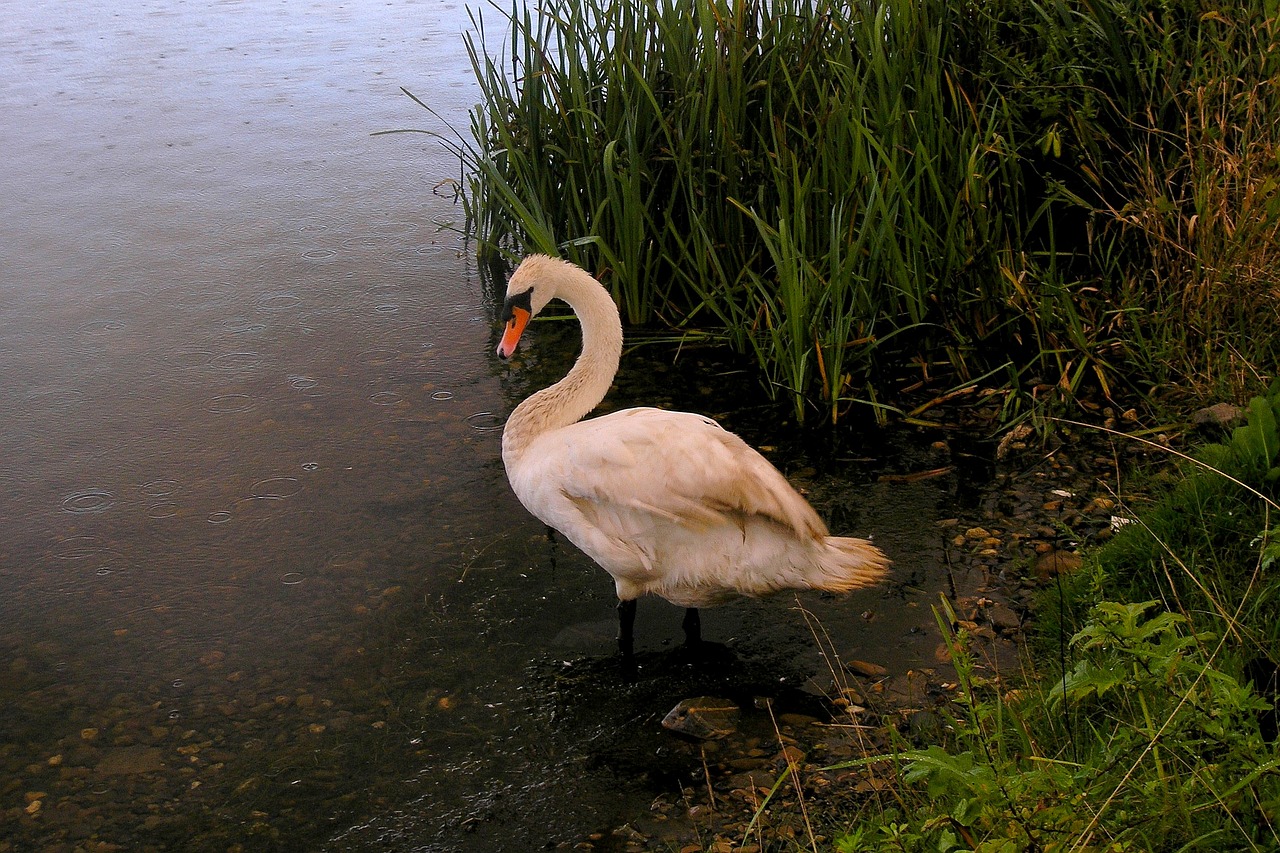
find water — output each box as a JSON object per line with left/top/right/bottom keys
{"left": 0, "top": 3, "right": 975, "bottom": 850}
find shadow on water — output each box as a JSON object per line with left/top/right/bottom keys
{"left": 0, "top": 2, "right": 1002, "bottom": 851}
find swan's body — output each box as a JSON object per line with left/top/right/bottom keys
{"left": 497, "top": 255, "right": 889, "bottom": 652}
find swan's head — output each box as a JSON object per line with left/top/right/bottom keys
{"left": 496, "top": 254, "right": 573, "bottom": 360}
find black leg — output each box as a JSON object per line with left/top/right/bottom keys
{"left": 682, "top": 607, "right": 701, "bottom": 647}
{"left": 544, "top": 525, "right": 558, "bottom": 571}
{"left": 617, "top": 598, "right": 637, "bottom": 660}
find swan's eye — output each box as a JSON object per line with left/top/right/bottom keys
{"left": 500, "top": 286, "right": 534, "bottom": 324}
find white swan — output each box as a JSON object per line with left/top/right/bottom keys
{"left": 496, "top": 254, "right": 890, "bottom": 657}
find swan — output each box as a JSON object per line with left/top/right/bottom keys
{"left": 496, "top": 254, "right": 890, "bottom": 658}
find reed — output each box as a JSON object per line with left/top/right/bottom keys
{"left": 453, "top": 0, "right": 1278, "bottom": 421}
{"left": 967, "top": 0, "right": 1280, "bottom": 407}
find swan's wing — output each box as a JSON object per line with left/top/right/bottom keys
{"left": 550, "top": 408, "right": 828, "bottom": 541}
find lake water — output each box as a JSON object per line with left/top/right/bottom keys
{"left": 0, "top": 2, "right": 970, "bottom": 850}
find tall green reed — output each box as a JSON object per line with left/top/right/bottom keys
{"left": 453, "top": 0, "right": 1277, "bottom": 422}
{"left": 461, "top": 0, "right": 1031, "bottom": 422}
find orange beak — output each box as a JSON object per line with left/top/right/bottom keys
{"left": 496, "top": 305, "right": 530, "bottom": 360}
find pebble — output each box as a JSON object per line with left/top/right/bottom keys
{"left": 986, "top": 603, "right": 1021, "bottom": 631}
{"left": 843, "top": 659, "right": 887, "bottom": 678}
{"left": 776, "top": 713, "right": 820, "bottom": 728}
{"left": 1085, "top": 496, "right": 1116, "bottom": 514}
{"left": 1035, "top": 550, "right": 1083, "bottom": 580}
{"left": 1192, "top": 402, "right": 1242, "bottom": 427}
{"left": 774, "top": 745, "right": 805, "bottom": 767}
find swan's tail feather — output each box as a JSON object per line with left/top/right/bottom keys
{"left": 814, "top": 537, "right": 891, "bottom": 592}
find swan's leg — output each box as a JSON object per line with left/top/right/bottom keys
{"left": 682, "top": 607, "right": 701, "bottom": 647}
{"left": 544, "top": 525, "right": 558, "bottom": 571}
{"left": 617, "top": 598, "right": 637, "bottom": 659}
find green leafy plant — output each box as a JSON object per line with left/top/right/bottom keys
{"left": 835, "top": 595, "right": 1279, "bottom": 852}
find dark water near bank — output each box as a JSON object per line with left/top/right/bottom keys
{"left": 0, "top": 3, "right": 976, "bottom": 850}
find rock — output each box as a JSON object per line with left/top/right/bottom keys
{"left": 661, "top": 697, "right": 740, "bottom": 740}
{"left": 905, "top": 710, "right": 943, "bottom": 744}
{"left": 725, "top": 770, "right": 775, "bottom": 793}
{"left": 776, "top": 713, "right": 821, "bottom": 729}
{"left": 985, "top": 603, "right": 1021, "bottom": 631}
{"left": 1035, "top": 550, "right": 1083, "bottom": 580}
{"left": 774, "top": 745, "right": 805, "bottom": 767}
{"left": 95, "top": 747, "right": 166, "bottom": 776}
{"left": 1084, "top": 496, "right": 1116, "bottom": 514}
{"left": 1192, "top": 402, "right": 1243, "bottom": 428}
{"left": 844, "top": 659, "right": 888, "bottom": 678}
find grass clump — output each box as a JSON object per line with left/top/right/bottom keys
{"left": 443, "top": 0, "right": 1280, "bottom": 423}
{"left": 1059, "top": 384, "right": 1280, "bottom": 646}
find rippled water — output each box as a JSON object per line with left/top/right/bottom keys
{"left": 0, "top": 3, "right": 969, "bottom": 851}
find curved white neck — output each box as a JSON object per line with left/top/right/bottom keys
{"left": 502, "top": 267, "right": 623, "bottom": 459}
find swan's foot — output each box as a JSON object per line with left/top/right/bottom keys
{"left": 617, "top": 598, "right": 637, "bottom": 661}
{"left": 682, "top": 607, "right": 701, "bottom": 648}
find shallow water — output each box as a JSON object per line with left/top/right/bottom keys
{"left": 0, "top": 3, "right": 977, "bottom": 850}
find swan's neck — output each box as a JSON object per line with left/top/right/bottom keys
{"left": 502, "top": 269, "right": 623, "bottom": 459}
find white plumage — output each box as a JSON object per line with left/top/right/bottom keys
{"left": 496, "top": 254, "right": 889, "bottom": 652}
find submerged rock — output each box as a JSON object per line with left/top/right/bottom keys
{"left": 661, "top": 697, "right": 740, "bottom": 740}
{"left": 95, "top": 747, "right": 166, "bottom": 776}
{"left": 843, "top": 659, "right": 888, "bottom": 679}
